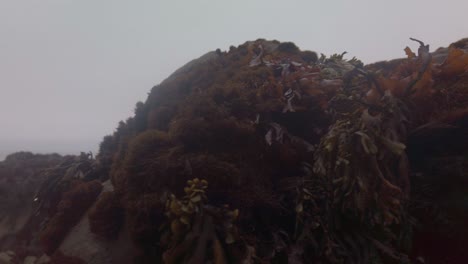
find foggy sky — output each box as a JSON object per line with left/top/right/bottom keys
{"left": 0, "top": 0, "right": 466, "bottom": 160}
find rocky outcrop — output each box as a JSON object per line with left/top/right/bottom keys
{"left": 1, "top": 37, "right": 467, "bottom": 263}
{"left": 0, "top": 153, "right": 110, "bottom": 263}
{"left": 0, "top": 153, "right": 64, "bottom": 249}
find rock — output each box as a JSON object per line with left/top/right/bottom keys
{"left": 35, "top": 254, "right": 50, "bottom": 264}
{"left": 58, "top": 180, "right": 132, "bottom": 264}
{"left": 23, "top": 256, "right": 37, "bottom": 264}
{"left": 0, "top": 251, "right": 15, "bottom": 264}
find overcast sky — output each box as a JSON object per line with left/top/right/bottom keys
{"left": 0, "top": 0, "right": 466, "bottom": 160}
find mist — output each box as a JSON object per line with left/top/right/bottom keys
{"left": 1, "top": 0, "right": 466, "bottom": 160}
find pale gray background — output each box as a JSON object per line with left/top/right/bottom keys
{"left": 0, "top": 0, "right": 466, "bottom": 160}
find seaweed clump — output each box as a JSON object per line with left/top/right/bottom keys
{"left": 95, "top": 38, "right": 468, "bottom": 263}
{"left": 88, "top": 191, "right": 125, "bottom": 240}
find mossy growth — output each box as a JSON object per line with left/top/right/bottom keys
{"left": 112, "top": 130, "right": 172, "bottom": 193}
{"left": 126, "top": 193, "right": 166, "bottom": 263}
{"left": 88, "top": 191, "right": 124, "bottom": 240}
{"left": 301, "top": 50, "right": 319, "bottom": 64}
{"left": 277, "top": 42, "right": 300, "bottom": 53}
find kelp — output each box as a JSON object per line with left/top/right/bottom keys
{"left": 161, "top": 178, "right": 241, "bottom": 264}
{"left": 305, "top": 91, "right": 411, "bottom": 263}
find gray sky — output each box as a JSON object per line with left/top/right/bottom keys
{"left": 0, "top": 0, "right": 466, "bottom": 160}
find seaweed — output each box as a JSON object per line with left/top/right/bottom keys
{"left": 92, "top": 38, "right": 468, "bottom": 263}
